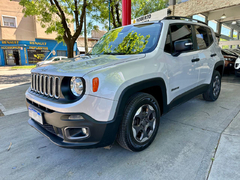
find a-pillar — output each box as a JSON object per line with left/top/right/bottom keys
{"left": 122, "top": 0, "right": 131, "bottom": 26}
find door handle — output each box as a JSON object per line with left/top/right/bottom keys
{"left": 211, "top": 53, "right": 217, "bottom": 57}
{"left": 191, "top": 58, "right": 200, "bottom": 62}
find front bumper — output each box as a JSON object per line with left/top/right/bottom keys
{"left": 26, "top": 99, "right": 119, "bottom": 149}
{"left": 235, "top": 68, "right": 240, "bottom": 76}
{"left": 224, "top": 61, "right": 235, "bottom": 72}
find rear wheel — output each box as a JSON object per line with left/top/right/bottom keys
{"left": 117, "top": 93, "right": 160, "bottom": 152}
{"left": 203, "top": 70, "right": 221, "bottom": 101}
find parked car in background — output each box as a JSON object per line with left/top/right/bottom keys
{"left": 231, "top": 49, "right": 240, "bottom": 56}
{"left": 221, "top": 49, "right": 238, "bottom": 73}
{"left": 36, "top": 56, "right": 68, "bottom": 67}
{"left": 235, "top": 57, "right": 240, "bottom": 77}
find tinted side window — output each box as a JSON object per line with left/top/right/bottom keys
{"left": 170, "top": 24, "right": 193, "bottom": 52}
{"left": 194, "top": 26, "right": 209, "bottom": 49}
{"left": 207, "top": 28, "right": 214, "bottom": 44}
{"left": 164, "top": 29, "right": 172, "bottom": 54}
{"left": 54, "top": 58, "right": 60, "bottom": 61}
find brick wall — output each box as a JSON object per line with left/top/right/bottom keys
{"left": 169, "top": 0, "right": 240, "bottom": 16}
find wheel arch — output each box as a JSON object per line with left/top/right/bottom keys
{"left": 214, "top": 60, "right": 224, "bottom": 76}
{"left": 114, "top": 78, "right": 168, "bottom": 119}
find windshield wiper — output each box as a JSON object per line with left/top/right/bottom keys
{"left": 102, "top": 52, "right": 126, "bottom": 55}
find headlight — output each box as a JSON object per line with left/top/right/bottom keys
{"left": 70, "top": 77, "right": 84, "bottom": 96}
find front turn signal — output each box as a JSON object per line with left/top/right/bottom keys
{"left": 92, "top": 77, "right": 99, "bottom": 92}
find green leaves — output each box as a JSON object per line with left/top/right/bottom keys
{"left": 115, "top": 31, "right": 150, "bottom": 54}
{"left": 132, "top": 0, "right": 168, "bottom": 19}
{"left": 91, "top": 27, "right": 151, "bottom": 55}
{"left": 19, "top": 0, "right": 87, "bottom": 58}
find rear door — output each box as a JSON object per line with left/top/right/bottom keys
{"left": 193, "top": 25, "right": 214, "bottom": 85}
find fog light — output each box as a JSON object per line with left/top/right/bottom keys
{"left": 68, "top": 115, "right": 83, "bottom": 120}
{"left": 64, "top": 127, "right": 89, "bottom": 140}
{"left": 82, "top": 128, "right": 88, "bottom": 135}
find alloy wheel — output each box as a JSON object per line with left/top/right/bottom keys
{"left": 132, "top": 104, "right": 156, "bottom": 143}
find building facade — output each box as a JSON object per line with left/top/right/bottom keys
{"left": 0, "top": 0, "right": 76, "bottom": 66}
{"left": 77, "top": 27, "right": 107, "bottom": 54}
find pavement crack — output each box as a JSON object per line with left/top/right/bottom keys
{"left": 219, "top": 106, "right": 229, "bottom": 110}
{"left": 202, "top": 111, "right": 210, "bottom": 116}
{"left": 206, "top": 108, "right": 240, "bottom": 180}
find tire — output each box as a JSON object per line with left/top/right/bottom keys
{"left": 235, "top": 71, "right": 240, "bottom": 77}
{"left": 117, "top": 93, "right": 161, "bottom": 152}
{"left": 203, "top": 70, "right": 221, "bottom": 101}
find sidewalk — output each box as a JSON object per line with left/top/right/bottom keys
{"left": 0, "top": 67, "right": 31, "bottom": 90}
{"left": 208, "top": 111, "right": 240, "bottom": 180}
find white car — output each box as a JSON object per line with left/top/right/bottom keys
{"left": 36, "top": 56, "right": 68, "bottom": 67}
{"left": 26, "top": 16, "right": 224, "bottom": 151}
{"left": 235, "top": 57, "right": 240, "bottom": 77}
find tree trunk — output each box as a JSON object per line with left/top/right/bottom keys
{"left": 67, "top": 40, "right": 74, "bottom": 58}
{"left": 115, "top": 3, "right": 121, "bottom": 27}
{"left": 84, "top": 12, "right": 88, "bottom": 54}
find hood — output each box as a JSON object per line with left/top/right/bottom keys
{"left": 32, "top": 54, "right": 145, "bottom": 77}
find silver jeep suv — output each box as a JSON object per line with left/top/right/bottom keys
{"left": 26, "top": 16, "right": 224, "bottom": 151}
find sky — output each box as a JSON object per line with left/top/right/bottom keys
{"left": 193, "top": 14, "right": 232, "bottom": 37}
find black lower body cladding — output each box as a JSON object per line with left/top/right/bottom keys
{"left": 26, "top": 99, "right": 119, "bottom": 149}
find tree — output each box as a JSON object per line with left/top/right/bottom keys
{"left": 89, "top": 0, "right": 167, "bottom": 30}
{"left": 88, "top": 0, "right": 121, "bottom": 30}
{"left": 84, "top": 11, "right": 88, "bottom": 53}
{"left": 132, "top": 0, "right": 168, "bottom": 19}
{"left": 19, "top": 0, "right": 88, "bottom": 58}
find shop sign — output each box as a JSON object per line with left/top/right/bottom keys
{"left": 29, "top": 46, "right": 48, "bottom": 50}
{"left": 29, "top": 42, "right": 47, "bottom": 46}
{"left": 1, "top": 46, "right": 21, "bottom": 49}
{"left": 132, "top": 8, "right": 168, "bottom": 24}
{"left": 134, "top": 14, "right": 152, "bottom": 23}
{"left": 2, "top": 40, "right": 19, "bottom": 44}
{"left": 34, "top": 54, "right": 45, "bottom": 59}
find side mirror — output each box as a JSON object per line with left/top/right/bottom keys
{"left": 174, "top": 39, "right": 193, "bottom": 54}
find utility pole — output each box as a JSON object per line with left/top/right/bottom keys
{"left": 84, "top": 11, "right": 88, "bottom": 54}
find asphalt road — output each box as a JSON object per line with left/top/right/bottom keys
{"left": 0, "top": 74, "right": 240, "bottom": 180}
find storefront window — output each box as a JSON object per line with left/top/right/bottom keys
{"left": 57, "top": 50, "right": 67, "bottom": 56}
{"left": 4, "top": 50, "right": 20, "bottom": 65}
{"left": 27, "top": 49, "right": 49, "bottom": 64}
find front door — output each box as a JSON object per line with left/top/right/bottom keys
{"left": 164, "top": 23, "right": 200, "bottom": 103}
{"left": 4, "top": 50, "right": 20, "bottom": 65}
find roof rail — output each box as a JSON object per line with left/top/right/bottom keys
{"left": 163, "top": 16, "right": 207, "bottom": 25}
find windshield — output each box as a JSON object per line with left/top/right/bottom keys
{"left": 90, "top": 23, "right": 162, "bottom": 55}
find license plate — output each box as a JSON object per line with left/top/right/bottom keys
{"left": 28, "top": 106, "right": 43, "bottom": 124}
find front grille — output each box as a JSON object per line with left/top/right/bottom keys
{"left": 37, "top": 122, "right": 63, "bottom": 139}
{"left": 31, "top": 73, "right": 60, "bottom": 99}
{"left": 41, "top": 123, "right": 56, "bottom": 135}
